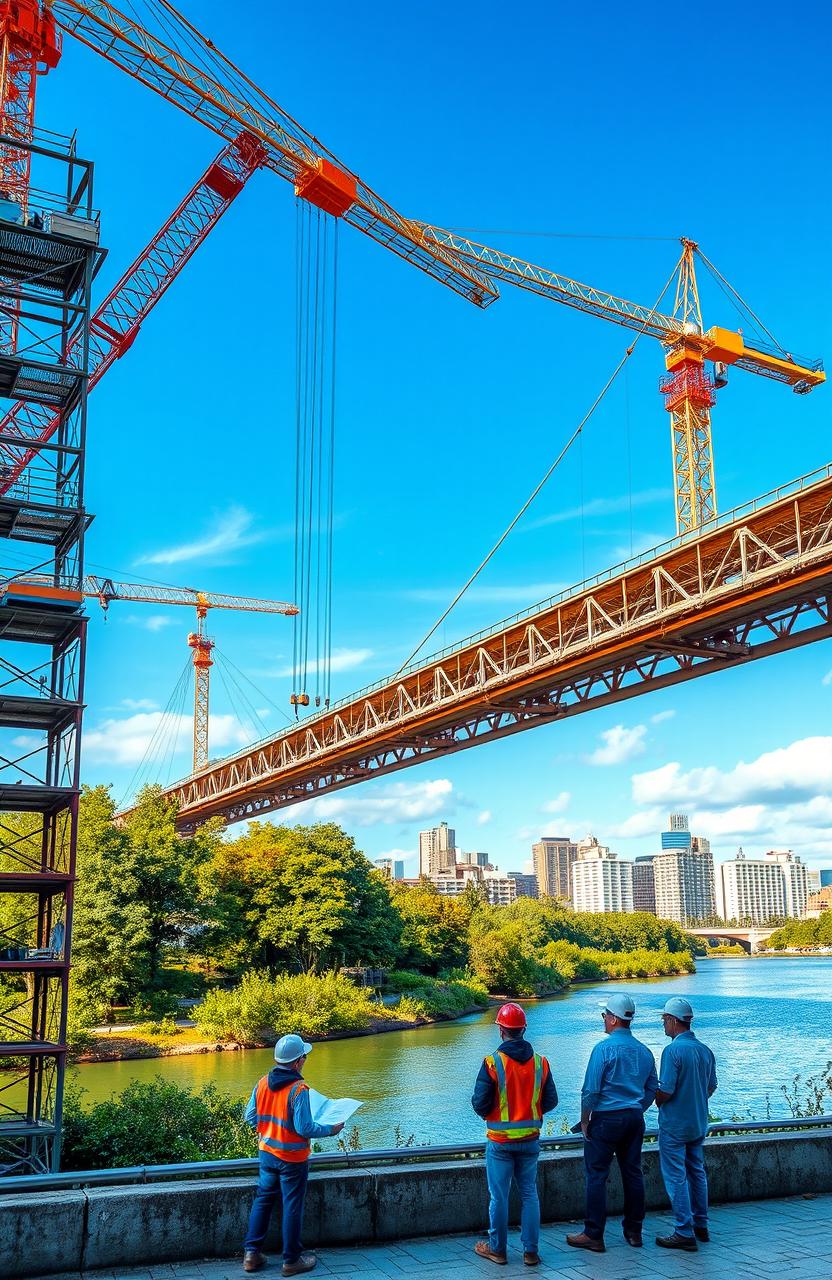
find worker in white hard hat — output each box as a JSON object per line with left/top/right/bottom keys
{"left": 567, "top": 993, "right": 658, "bottom": 1254}
{"left": 242, "top": 1034, "right": 345, "bottom": 1276}
{"left": 654, "top": 997, "right": 718, "bottom": 1252}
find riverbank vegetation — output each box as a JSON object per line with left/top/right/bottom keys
{"left": 0, "top": 785, "right": 697, "bottom": 1055}
{"left": 764, "top": 912, "right": 832, "bottom": 951}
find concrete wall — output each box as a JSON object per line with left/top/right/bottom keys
{"left": 3, "top": 1132, "right": 831, "bottom": 1278}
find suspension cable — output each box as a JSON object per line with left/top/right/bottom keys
{"left": 395, "top": 262, "right": 681, "bottom": 674}
{"left": 695, "top": 248, "right": 783, "bottom": 352}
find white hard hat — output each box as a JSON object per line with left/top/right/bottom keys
{"left": 598, "top": 992, "right": 636, "bottom": 1021}
{"left": 274, "top": 1033, "right": 313, "bottom": 1063}
{"left": 663, "top": 997, "right": 693, "bottom": 1022}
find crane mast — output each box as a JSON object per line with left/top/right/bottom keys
{"left": 421, "top": 227, "right": 824, "bottom": 534}
{"left": 84, "top": 576, "right": 298, "bottom": 772}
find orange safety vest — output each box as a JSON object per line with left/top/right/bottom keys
{"left": 484, "top": 1050, "right": 548, "bottom": 1143}
{"left": 253, "top": 1075, "right": 311, "bottom": 1162}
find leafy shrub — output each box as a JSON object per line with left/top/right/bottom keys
{"left": 61, "top": 1079, "right": 256, "bottom": 1170}
{"left": 386, "top": 970, "right": 489, "bottom": 1020}
{"left": 143, "top": 1015, "right": 181, "bottom": 1037}
{"left": 192, "top": 970, "right": 378, "bottom": 1042}
{"left": 468, "top": 922, "right": 566, "bottom": 996}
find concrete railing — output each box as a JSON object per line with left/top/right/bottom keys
{"left": 2, "top": 1122, "right": 832, "bottom": 1278}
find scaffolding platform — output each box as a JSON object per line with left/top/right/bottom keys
{"left": 0, "top": 218, "right": 103, "bottom": 298}
{"left": 0, "top": 872, "right": 72, "bottom": 894}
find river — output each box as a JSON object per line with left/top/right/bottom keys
{"left": 69, "top": 958, "right": 832, "bottom": 1149}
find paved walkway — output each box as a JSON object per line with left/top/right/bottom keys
{"left": 36, "top": 1193, "right": 832, "bottom": 1280}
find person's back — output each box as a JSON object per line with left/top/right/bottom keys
{"left": 658, "top": 1031, "right": 716, "bottom": 1142}
{"left": 585, "top": 1028, "right": 657, "bottom": 1113}
{"left": 567, "top": 993, "right": 657, "bottom": 1254}
{"left": 471, "top": 1003, "right": 557, "bottom": 1265}
{"left": 655, "top": 998, "right": 718, "bottom": 1252}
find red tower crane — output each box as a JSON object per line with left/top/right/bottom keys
{"left": 0, "top": 128, "right": 266, "bottom": 494}
{"left": 0, "top": 0, "right": 60, "bottom": 206}
{"left": 84, "top": 577, "right": 298, "bottom": 771}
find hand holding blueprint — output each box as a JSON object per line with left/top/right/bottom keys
{"left": 307, "top": 1087, "right": 364, "bottom": 1127}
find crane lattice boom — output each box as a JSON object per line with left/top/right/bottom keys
{"left": 83, "top": 576, "right": 298, "bottom": 615}
{"left": 49, "top": 0, "right": 497, "bottom": 308}
{"left": 0, "top": 130, "right": 264, "bottom": 494}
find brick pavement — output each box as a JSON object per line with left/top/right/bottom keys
{"left": 32, "top": 1192, "right": 832, "bottom": 1280}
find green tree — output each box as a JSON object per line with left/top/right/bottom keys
{"left": 390, "top": 880, "right": 470, "bottom": 974}
{"left": 198, "top": 821, "right": 402, "bottom": 972}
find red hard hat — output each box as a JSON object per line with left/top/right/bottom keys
{"left": 496, "top": 1002, "right": 526, "bottom": 1030}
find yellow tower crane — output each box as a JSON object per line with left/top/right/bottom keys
{"left": 419, "top": 231, "right": 825, "bottom": 534}
{"left": 84, "top": 578, "right": 298, "bottom": 772}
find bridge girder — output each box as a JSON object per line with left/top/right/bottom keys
{"left": 153, "top": 467, "right": 832, "bottom": 831}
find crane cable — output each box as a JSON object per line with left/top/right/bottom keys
{"left": 292, "top": 198, "right": 338, "bottom": 716}
{"left": 395, "top": 257, "right": 683, "bottom": 674}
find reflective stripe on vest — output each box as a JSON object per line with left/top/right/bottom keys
{"left": 254, "top": 1077, "right": 310, "bottom": 1162}
{"left": 485, "top": 1051, "right": 546, "bottom": 1142}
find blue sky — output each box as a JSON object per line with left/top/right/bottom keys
{"left": 39, "top": 2, "right": 832, "bottom": 874}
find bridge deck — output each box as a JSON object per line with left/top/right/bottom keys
{"left": 158, "top": 463, "right": 832, "bottom": 829}
{"left": 61, "top": 1191, "right": 832, "bottom": 1279}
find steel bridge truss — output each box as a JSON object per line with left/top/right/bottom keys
{"left": 164, "top": 466, "right": 832, "bottom": 831}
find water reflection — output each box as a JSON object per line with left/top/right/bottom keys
{"left": 69, "top": 958, "right": 832, "bottom": 1149}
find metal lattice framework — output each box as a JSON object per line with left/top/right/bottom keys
{"left": 50, "top": 0, "right": 497, "bottom": 308}
{"left": 0, "top": 130, "right": 264, "bottom": 498}
{"left": 157, "top": 465, "right": 832, "bottom": 831}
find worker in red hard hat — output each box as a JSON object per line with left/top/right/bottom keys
{"left": 471, "top": 1002, "right": 558, "bottom": 1266}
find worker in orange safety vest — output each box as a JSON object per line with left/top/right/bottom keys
{"left": 242, "top": 1034, "right": 345, "bottom": 1276}
{"left": 471, "top": 1003, "right": 558, "bottom": 1265}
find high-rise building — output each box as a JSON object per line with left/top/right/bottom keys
{"left": 419, "top": 822, "right": 457, "bottom": 877}
{"left": 661, "top": 812, "right": 693, "bottom": 852}
{"left": 653, "top": 847, "right": 715, "bottom": 925}
{"left": 484, "top": 874, "right": 518, "bottom": 906}
{"left": 571, "top": 837, "right": 633, "bottom": 913}
{"left": 374, "top": 857, "right": 394, "bottom": 878}
{"left": 507, "top": 871, "right": 539, "bottom": 899}
{"left": 632, "top": 856, "right": 656, "bottom": 914}
{"left": 532, "top": 836, "right": 577, "bottom": 899}
{"left": 807, "top": 869, "right": 821, "bottom": 895}
{"left": 720, "top": 849, "right": 808, "bottom": 924}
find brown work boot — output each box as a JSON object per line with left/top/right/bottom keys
{"left": 656, "top": 1233, "right": 697, "bottom": 1251}
{"left": 243, "top": 1251, "right": 266, "bottom": 1273}
{"left": 523, "top": 1251, "right": 541, "bottom": 1266}
{"left": 282, "top": 1254, "right": 317, "bottom": 1276}
{"left": 566, "top": 1232, "right": 605, "bottom": 1253}
{"left": 474, "top": 1240, "right": 507, "bottom": 1265}
{"left": 694, "top": 1226, "right": 710, "bottom": 1242}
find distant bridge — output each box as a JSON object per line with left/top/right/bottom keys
{"left": 157, "top": 463, "right": 832, "bottom": 831}
{"left": 689, "top": 927, "right": 777, "bottom": 954}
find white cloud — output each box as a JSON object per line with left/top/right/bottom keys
{"left": 401, "top": 583, "right": 566, "bottom": 605}
{"left": 136, "top": 505, "right": 267, "bottom": 567}
{"left": 120, "top": 697, "right": 159, "bottom": 711}
{"left": 279, "top": 778, "right": 454, "bottom": 828}
{"left": 650, "top": 710, "right": 676, "bottom": 725}
{"left": 273, "top": 648, "right": 373, "bottom": 679}
{"left": 587, "top": 724, "right": 647, "bottom": 767}
{"left": 124, "top": 614, "right": 176, "bottom": 633}
{"left": 823, "top": 671, "right": 832, "bottom": 687}
{"left": 632, "top": 737, "right": 832, "bottom": 809}
{"left": 525, "top": 489, "right": 671, "bottom": 531}
{"left": 83, "top": 710, "right": 251, "bottom": 766}
{"left": 477, "top": 809, "right": 492, "bottom": 826}
{"left": 541, "top": 790, "right": 571, "bottom": 814}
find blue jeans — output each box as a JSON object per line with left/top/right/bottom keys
{"left": 659, "top": 1132, "right": 708, "bottom": 1238}
{"left": 244, "top": 1152, "right": 309, "bottom": 1262}
{"left": 584, "top": 1108, "right": 645, "bottom": 1240}
{"left": 485, "top": 1138, "right": 541, "bottom": 1256}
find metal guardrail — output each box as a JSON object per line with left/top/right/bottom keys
{"left": 3, "top": 1115, "right": 831, "bottom": 1195}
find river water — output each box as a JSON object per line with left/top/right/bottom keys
{"left": 69, "top": 958, "right": 832, "bottom": 1149}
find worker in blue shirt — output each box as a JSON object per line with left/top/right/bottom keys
{"left": 567, "top": 993, "right": 658, "bottom": 1254}
{"left": 655, "top": 997, "right": 718, "bottom": 1252}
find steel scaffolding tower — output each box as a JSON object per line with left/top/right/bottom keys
{"left": 0, "top": 130, "right": 102, "bottom": 1174}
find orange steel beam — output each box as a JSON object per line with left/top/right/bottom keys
{"left": 154, "top": 465, "right": 832, "bottom": 831}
